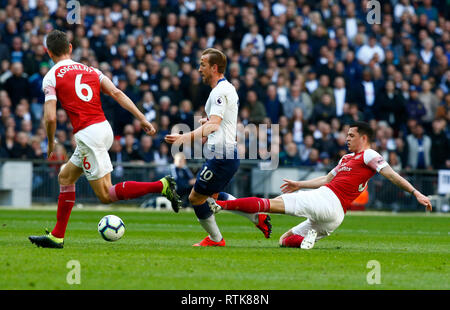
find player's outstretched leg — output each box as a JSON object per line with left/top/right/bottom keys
{"left": 210, "top": 197, "right": 271, "bottom": 214}
{"left": 108, "top": 175, "right": 182, "bottom": 212}
{"left": 212, "top": 193, "right": 272, "bottom": 239}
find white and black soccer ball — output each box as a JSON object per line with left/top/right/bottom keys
{"left": 98, "top": 215, "right": 125, "bottom": 242}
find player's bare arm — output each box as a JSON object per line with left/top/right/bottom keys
{"left": 165, "top": 115, "right": 222, "bottom": 145}
{"left": 100, "top": 76, "right": 156, "bottom": 136}
{"left": 280, "top": 171, "right": 335, "bottom": 193}
{"left": 43, "top": 99, "right": 57, "bottom": 158}
{"left": 379, "top": 165, "right": 432, "bottom": 211}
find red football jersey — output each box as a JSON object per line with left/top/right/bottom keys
{"left": 326, "top": 149, "right": 388, "bottom": 212}
{"left": 42, "top": 59, "right": 106, "bottom": 133}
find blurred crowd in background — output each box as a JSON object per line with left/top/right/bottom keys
{"left": 0, "top": 0, "right": 449, "bottom": 173}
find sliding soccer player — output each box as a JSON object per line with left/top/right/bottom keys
{"left": 209, "top": 121, "right": 432, "bottom": 249}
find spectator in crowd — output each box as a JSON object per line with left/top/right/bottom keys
{"left": 375, "top": 80, "right": 407, "bottom": 131}
{"left": 406, "top": 123, "right": 432, "bottom": 170}
{"left": 356, "top": 35, "right": 385, "bottom": 66}
{"left": 178, "top": 99, "right": 194, "bottom": 130}
{"left": 406, "top": 86, "right": 427, "bottom": 123}
{"left": 3, "top": 62, "right": 31, "bottom": 109}
{"left": 436, "top": 93, "right": 450, "bottom": 122}
{"left": 241, "top": 24, "right": 265, "bottom": 56}
{"left": 283, "top": 83, "right": 313, "bottom": 121}
{"left": 138, "top": 135, "right": 155, "bottom": 163}
{"left": 429, "top": 118, "right": 450, "bottom": 169}
{"left": 48, "top": 143, "right": 68, "bottom": 177}
{"left": 312, "top": 93, "right": 336, "bottom": 124}
{"left": 279, "top": 142, "right": 302, "bottom": 167}
{"left": 264, "top": 83, "right": 284, "bottom": 125}
{"left": 332, "top": 76, "right": 350, "bottom": 118}
{"left": 419, "top": 79, "right": 440, "bottom": 128}
{"left": 246, "top": 90, "right": 267, "bottom": 125}
{"left": 0, "top": 0, "right": 447, "bottom": 176}
{"left": 0, "top": 135, "right": 10, "bottom": 158}
{"left": 122, "top": 133, "right": 143, "bottom": 163}
{"left": 290, "top": 107, "right": 306, "bottom": 145}
{"left": 311, "top": 74, "right": 334, "bottom": 106}
{"left": 10, "top": 131, "right": 34, "bottom": 159}
{"left": 355, "top": 69, "right": 379, "bottom": 121}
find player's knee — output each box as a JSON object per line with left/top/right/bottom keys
{"left": 188, "top": 192, "right": 203, "bottom": 205}
{"left": 58, "top": 170, "right": 71, "bottom": 186}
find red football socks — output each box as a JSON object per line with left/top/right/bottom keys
{"left": 281, "top": 234, "right": 304, "bottom": 248}
{"left": 216, "top": 197, "right": 271, "bottom": 213}
{"left": 109, "top": 181, "right": 164, "bottom": 201}
{"left": 51, "top": 185, "right": 76, "bottom": 239}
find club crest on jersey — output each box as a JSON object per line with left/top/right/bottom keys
{"left": 216, "top": 96, "right": 224, "bottom": 106}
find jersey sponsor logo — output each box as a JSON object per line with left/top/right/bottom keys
{"left": 337, "top": 166, "right": 352, "bottom": 173}
{"left": 337, "top": 162, "right": 352, "bottom": 173}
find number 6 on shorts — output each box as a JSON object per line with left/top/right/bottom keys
{"left": 83, "top": 156, "right": 91, "bottom": 170}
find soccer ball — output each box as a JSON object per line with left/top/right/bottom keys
{"left": 98, "top": 215, "right": 125, "bottom": 242}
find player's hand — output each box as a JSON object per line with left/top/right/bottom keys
{"left": 47, "top": 140, "right": 55, "bottom": 159}
{"left": 141, "top": 120, "right": 156, "bottom": 136}
{"left": 198, "top": 118, "right": 208, "bottom": 125}
{"left": 280, "top": 179, "right": 301, "bottom": 193}
{"left": 165, "top": 133, "right": 183, "bottom": 145}
{"left": 415, "top": 191, "right": 432, "bottom": 211}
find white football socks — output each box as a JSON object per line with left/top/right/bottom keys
{"left": 198, "top": 214, "right": 223, "bottom": 242}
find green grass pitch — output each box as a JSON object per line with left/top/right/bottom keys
{"left": 0, "top": 208, "right": 449, "bottom": 290}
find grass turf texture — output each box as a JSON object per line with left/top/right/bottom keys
{"left": 0, "top": 208, "right": 449, "bottom": 290}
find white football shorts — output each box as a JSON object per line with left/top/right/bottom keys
{"left": 281, "top": 186, "right": 345, "bottom": 240}
{"left": 70, "top": 120, "right": 114, "bottom": 181}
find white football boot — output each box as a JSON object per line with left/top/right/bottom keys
{"left": 300, "top": 229, "right": 317, "bottom": 250}
{"left": 207, "top": 197, "right": 222, "bottom": 214}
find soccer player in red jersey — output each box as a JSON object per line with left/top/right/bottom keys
{"left": 209, "top": 121, "right": 432, "bottom": 249}
{"left": 29, "top": 30, "right": 181, "bottom": 248}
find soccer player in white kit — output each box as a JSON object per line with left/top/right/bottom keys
{"left": 209, "top": 122, "right": 432, "bottom": 249}
{"left": 165, "top": 48, "right": 272, "bottom": 246}
{"left": 29, "top": 30, "right": 181, "bottom": 248}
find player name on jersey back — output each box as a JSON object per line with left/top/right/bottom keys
{"left": 55, "top": 63, "right": 94, "bottom": 78}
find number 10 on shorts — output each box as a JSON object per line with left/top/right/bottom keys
{"left": 200, "top": 166, "right": 213, "bottom": 181}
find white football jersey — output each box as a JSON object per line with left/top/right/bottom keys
{"left": 204, "top": 78, "right": 238, "bottom": 151}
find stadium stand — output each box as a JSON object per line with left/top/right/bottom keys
{"left": 0, "top": 0, "right": 448, "bottom": 208}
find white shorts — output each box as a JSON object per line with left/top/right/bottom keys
{"left": 70, "top": 120, "right": 114, "bottom": 181}
{"left": 281, "top": 186, "right": 345, "bottom": 240}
